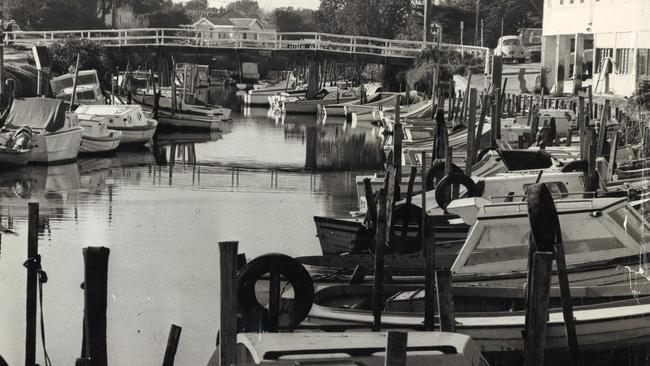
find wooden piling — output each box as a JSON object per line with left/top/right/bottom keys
{"left": 25, "top": 203, "right": 39, "bottom": 366}
{"left": 393, "top": 96, "right": 402, "bottom": 201}
{"left": 69, "top": 54, "right": 81, "bottom": 112}
{"left": 81, "top": 247, "right": 110, "bottom": 366}
{"left": 577, "top": 96, "right": 585, "bottom": 159}
{"left": 596, "top": 99, "right": 610, "bottom": 158}
{"left": 364, "top": 178, "right": 378, "bottom": 229}
{"left": 218, "top": 241, "right": 238, "bottom": 366}
{"left": 474, "top": 93, "right": 489, "bottom": 158}
{"left": 385, "top": 331, "right": 408, "bottom": 366}
{"left": 491, "top": 55, "right": 503, "bottom": 145}
{"left": 372, "top": 182, "right": 389, "bottom": 331}
{"left": 0, "top": 28, "right": 4, "bottom": 104}
{"left": 554, "top": 242, "right": 580, "bottom": 364}
{"left": 436, "top": 269, "right": 455, "bottom": 332}
{"left": 400, "top": 167, "right": 417, "bottom": 245}
{"left": 465, "top": 89, "right": 478, "bottom": 177}
{"left": 459, "top": 71, "right": 472, "bottom": 124}
{"left": 607, "top": 131, "right": 619, "bottom": 181}
{"left": 523, "top": 252, "right": 554, "bottom": 366}
{"left": 162, "top": 325, "right": 182, "bottom": 366}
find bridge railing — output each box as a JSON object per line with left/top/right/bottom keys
{"left": 3, "top": 28, "right": 489, "bottom": 60}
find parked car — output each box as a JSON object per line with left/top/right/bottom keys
{"left": 494, "top": 36, "right": 527, "bottom": 63}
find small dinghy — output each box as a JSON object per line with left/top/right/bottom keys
{"left": 79, "top": 119, "right": 122, "bottom": 155}
{"left": 0, "top": 126, "right": 32, "bottom": 167}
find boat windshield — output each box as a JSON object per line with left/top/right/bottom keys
{"left": 51, "top": 73, "right": 99, "bottom": 94}
{"left": 452, "top": 198, "right": 644, "bottom": 276}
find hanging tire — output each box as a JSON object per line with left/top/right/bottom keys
{"left": 434, "top": 173, "right": 479, "bottom": 209}
{"left": 561, "top": 159, "right": 588, "bottom": 173}
{"left": 237, "top": 253, "right": 314, "bottom": 331}
{"left": 425, "top": 159, "right": 463, "bottom": 190}
{"left": 527, "top": 183, "right": 560, "bottom": 252}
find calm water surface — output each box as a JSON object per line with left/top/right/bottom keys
{"left": 0, "top": 90, "right": 380, "bottom": 365}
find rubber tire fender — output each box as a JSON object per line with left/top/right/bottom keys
{"left": 527, "top": 183, "right": 560, "bottom": 252}
{"left": 237, "top": 253, "right": 314, "bottom": 331}
{"left": 425, "top": 159, "right": 464, "bottom": 190}
{"left": 560, "top": 159, "right": 588, "bottom": 173}
{"left": 434, "top": 173, "right": 479, "bottom": 210}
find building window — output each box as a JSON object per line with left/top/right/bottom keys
{"left": 595, "top": 48, "right": 613, "bottom": 72}
{"left": 616, "top": 48, "right": 633, "bottom": 74}
{"left": 639, "top": 49, "right": 650, "bottom": 77}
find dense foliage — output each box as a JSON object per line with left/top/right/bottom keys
{"left": 48, "top": 38, "right": 109, "bottom": 77}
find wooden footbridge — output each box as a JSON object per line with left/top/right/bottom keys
{"left": 2, "top": 28, "right": 489, "bottom": 65}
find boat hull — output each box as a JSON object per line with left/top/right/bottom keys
{"left": 80, "top": 133, "right": 122, "bottom": 154}
{"left": 109, "top": 121, "right": 157, "bottom": 145}
{"left": 28, "top": 128, "right": 84, "bottom": 164}
{"left": 0, "top": 147, "right": 30, "bottom": 167}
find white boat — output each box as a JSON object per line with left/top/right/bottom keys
{"left": 79, "top": 119, "right": 122, "bottom": 154}
{"left": 50, "top": 70, "right": 105, "bottom": 105}
{"left": 276, "top": 88, "right": 359, "bottom": 115}
{"left": 75, "top": 104, "right": 158, "bottom": 145}
{"left": 224, "top": 331, "right": 488, "bottom": 365}
{"left": 0, "top": 98, "right": 83, "bottom": 164}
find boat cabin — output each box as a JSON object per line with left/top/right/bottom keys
{"left": 235, "top": 332, "right": 489, "bottom": 365}
{"left": 451, "top": 197, "right": 650, "bottom": 277}
{"left": 74, "top": 104, "right": 149, "bottom": 129}
{"left": 50, "top": 70, "right": 104, "bottom": 105}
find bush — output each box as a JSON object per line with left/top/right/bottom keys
{"left": 48, "top": 38, "right": 109, "bottom": 79}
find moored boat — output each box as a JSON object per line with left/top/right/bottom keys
{"left": 0, "top": 127, "right": 32, "bottom": 167}
{"left": 79, "top": 119, "right": 122, "bottom": 155}
{"left": 1, "top": 98, "right": 83, "bottom": 164}
{"left": 75, "top": 104, "right": 158, "bottom": 145}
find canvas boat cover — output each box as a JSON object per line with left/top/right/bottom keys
{"left": 4, "top": 98, "right": 66, "bottom": 132}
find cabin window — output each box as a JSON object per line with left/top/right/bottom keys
{"left": 522, "top": 182, "right": 568, "bottom": 199}
{"left": 608, "top": 206, "right": 650, "bottom": 245}
{"left": 616, "top": 48, "right": 633, "bottom": 74}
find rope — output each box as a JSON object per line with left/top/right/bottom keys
{"left": 23, "top": 255, "right": 52, "bottom": 366}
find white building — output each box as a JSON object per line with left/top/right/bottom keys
{"left": 542, "top": 0, "right": 650, "bottom": 97}
{"left": 185, "top": 10, "right": 267, "bottom": 42}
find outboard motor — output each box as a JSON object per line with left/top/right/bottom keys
{"left": 10, "top": 126, "right": 33, "bottom": 149}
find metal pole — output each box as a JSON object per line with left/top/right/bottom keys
{"left": 1, "top": 28, "right": 5, "bottom": 100}
{"left": 474, "top": 0, "right": 480, "bottom": 46}
{"left": 481, "top": 19, "right": 484, "bottom": 47}
{"left": 423, "top": 0, "right": 432, "bottom": 42}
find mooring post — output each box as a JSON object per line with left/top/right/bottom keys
{"left": 554, "top": 241, "right": 580, "bottom": 364}
{"left": 577, "top": 96, "right": 585, "bottom": 160}
{"left": 385, "top": 331, "right": 408, "bottom": 366}
{"left": 530, "top": 107, "right": 540, "bottom": 144}
{"left": 436, "top": 269, "right": 455, "bottom": 332}
{"left": 490, "top": 55, "right": 503, "bottom": 146}
{"left": 587, "top": 85, "right": 593, "bottom": 120}
{"left": 25, "top": 203, "right": 39, "bottom": 366}
{"left": 372, "top": 182, "right": 389, "bottom": 331}
{"left": 80, "top": 247, "right": 110, "bottom": 366}
{"left": 218, "top": 241, "right": 238, "bottom": 365}
{"left": 393, "top": 95, "right": 402, "bottom": 201}
{"left": 400, "top": 167, "right": 417, "bottom": 245}
{"left": 465, "top": 88, "right": 478, "bottom": 177}
{"left": 596, "top": 99, "right": 610, "bottom": 158}
{"left": 69, "top": 54, "right": 81, "bottom": 112}
{"left": 420, "top": 151, "right": 428, "bottom": 258}
{"left": 523, "top": 251, "right": 554, "bottom": 366}
{"left": 474, "top": 93, "right": 489, "bottom": 158}
{"left": 0, "top": 28, "right": 4, "bottom": 106}
{"left": 584, "top": 128, "right": 598, "bottom": 197}
{"left": 267, "top": 269, "right": 281, "bottom": 333}
{"left": 162, "top": 324, "right": 182, "bottom": 366}
{"left": 363, "top": 178, "right": 378, "bottom": 232}
{"left": 607, "top": 131, "right": 619, "bottom": 181}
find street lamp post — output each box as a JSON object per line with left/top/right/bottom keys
{"left": 474, "top": 0, "right": 480, "bottom": 46}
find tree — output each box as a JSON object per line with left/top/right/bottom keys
{"left": 225, "top": 0, "right": 260, "bottom": 18}
{"left": 315, "top": 0, "right": 410, "bottom": 39}
{"left": 272, "top": 7, "right": 317, "bottom": 32}
{"left": 147, "top": 4, "right": 190, "bottom": 27}
{"left": 184, "top": 0, "right": 208, "bottom": 11}
{"left": 48, "top": 38, "right": 108, "bottom": 76}
{"left": 2, "top": 0, "right": 103, "bottom": 30}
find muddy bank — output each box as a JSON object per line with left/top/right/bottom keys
{"left": 2, "top": 47, "right": 39, "bottom": 98}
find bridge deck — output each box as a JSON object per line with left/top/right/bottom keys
{"left": 3, "top": 28, "right": 488, "bottom": 62}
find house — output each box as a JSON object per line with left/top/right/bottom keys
{"left": 187, "top": 10, "right": 267, "bottom": 42}
{"left": 541, "top": 0, "right": 650, "bottom": 97}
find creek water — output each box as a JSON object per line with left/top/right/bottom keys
{"left": 0, "top": 88, "right": 383, "bottom": 365}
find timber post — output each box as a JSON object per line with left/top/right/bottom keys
{"left": 436, "top": 269, "right": 455, "bottom": 332}
{"left": 523, "top": 251, "right": 554, "bottom": 366}
{"left": 0, "top": 27, "right": 4, "bottom": 107}
{"left": 490, "top": 55, "right": 503, "bottom": 147}
{"left": 596, "top": 99, "right": 610, "bottom": 158}
{"left": 385, "top": 331, "right": 408, "bottom": 366}
{"left": 80, "top": 247, "right": 110, "bottom": 366}
{"left": 465, "top": 88, "right": 478, "bottom": 176}
{"left": 25, "top": 203, "right": 39, "bottom": 366}
{"left": 162, "top": 324, "right": 182, "bottom": 366}
{"left": 218, "top": 241, "right": 239, "bottom": 366}
{"left": 372, "top": 181, "right": 389, "bottom": 331}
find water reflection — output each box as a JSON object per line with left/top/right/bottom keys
{"left": 0, "top": 86, "right": 370, "bottom": 366}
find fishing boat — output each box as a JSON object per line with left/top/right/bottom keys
{"left": 316, "top": 170, "right": 586, "bottom": 255}
{"left": 307, "top": 197, "right": 650, "bottom": 353}
{"left": 75, "top": 104, "right": 158, "bottom": 145}
{"left": 277, "top": 88, "right": 359, "bottom": 115}
{"left": 0, "top": 98, "right": 83, "bottom": 164}
{"left": 79, "top": 119, "right": 122, "bottom": 155}
{"left": 0, "top": 128, "right": 31, "bottom": 167}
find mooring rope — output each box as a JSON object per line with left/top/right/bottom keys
{"left": 23, "top": 254, "right": 52, "bottom": 366}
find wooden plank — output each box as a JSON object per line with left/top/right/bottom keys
{"left": 596, "top": 99, "right": 610, "bottom": 158}
{"left": 465, "top": 88, "right": 478, "bottom": 177}
{"left": 436, "top": 269, "right": 455, "bottom": 332}
{"left": 607, "top": 131, "right": 619, "bottom": 181}
{"left": 219, "top": 241, "right": 239, "bottom": 365}
{"left": 554, "top": 243, "right": 580, "bottom": 364}
{"left": 25, "top": 202, "right": 39, "bottom": 366}
{"left": 162, "top": 324, "right": 182, "bottom": 366}
{"left": 385, "top": 331, "right": 408, "bottom": 366}
{"left": 81, "top": 247, "right": 110, "bottom": 366}
{"left": 524, "top": 252, "right": 554, "bottom": 366}
{"left": 372, "top": 182, "right": 389, "bottom": 331}
{"left": 268, "top": 270, "right": 281, "bottom": 333}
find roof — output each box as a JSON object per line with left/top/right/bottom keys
{"left": 4, "top": 98, "right": 66, "bottom": 132}
{"left": 75, "top": 104, "right": 141, "bottom": 117}
{"left": 238, "top": 332, "right": 476, "bottom": 364}
{"left": 230, "top": 18, "right": 258, "bottom": 28}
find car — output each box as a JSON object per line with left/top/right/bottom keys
{"left": 494, "top": 36, "right": 527, "bottom": 63}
